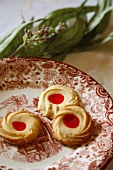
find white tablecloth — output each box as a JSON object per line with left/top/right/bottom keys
{"left": 0, "top": 0, "right": 113, "bottom": 169}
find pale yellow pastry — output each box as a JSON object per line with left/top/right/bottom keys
{"left": 38, "top": 85, "right": 78, "bottom": 119}
{"left": 52, "top": 106, "right": 94, "bottom": 146}
{"left": 0, "top": 111, "right": 41, "bottom": 145}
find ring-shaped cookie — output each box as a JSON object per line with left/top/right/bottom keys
{"left": 52, "top": 106, "right": 94, "bottom": 146}
{"left": 38, "top": 85, "right": 78, "bottom": 119}
{"left": 0, "top": 111, "right": 41, "bottom": 145}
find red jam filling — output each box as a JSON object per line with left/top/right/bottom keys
{"left": 48, "top": 93, "right": 64, "bottom": 104}
{"left": 12, "top": 121, "right": 26, "bottom": 131}
{"left": 63, "top": 114, "right": 80, "bottom": 128}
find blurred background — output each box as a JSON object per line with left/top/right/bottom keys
{"left": 0, "top": 1, "right": 113, "bottom": 169}
{"left": 0, "top": 0, "right": 96, "bottom": 36}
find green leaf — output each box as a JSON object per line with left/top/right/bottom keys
{"left": 0, "top": 18, "right": 43, "bottom": 58}
{"left": 0, "top": 0, "right": 113, "bottom": 61}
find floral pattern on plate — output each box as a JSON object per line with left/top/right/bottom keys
{"left": 0, "top": 57, "right": 113, "bottom": 170}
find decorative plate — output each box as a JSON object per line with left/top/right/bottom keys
{"left": 0, "top": 57, "right": 113, "bottom": 170}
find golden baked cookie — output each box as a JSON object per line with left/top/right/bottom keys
{"left": 0, "top": 110, "right": 41, "bottom": 145}
{"left": 38, "top": 85, "right": 78, "bottom": 119}
{"left": 52, "top": 106, "right": 94, "bottom": 146}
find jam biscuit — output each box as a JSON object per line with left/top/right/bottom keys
{"left": 52, "top": 106, "right": 94, "bottom": 146}
{"left": 38, "top": 85, "right": 78, "bottom": 119}
{"left": 0, "top": 110, "right": 41, "bottom": 145}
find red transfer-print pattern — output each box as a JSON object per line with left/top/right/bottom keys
{"left": 0, "top": 58, "right": 113, "bottom": 170}
{"left": 0, "top": 95, "right": 62, "bottom": 163}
